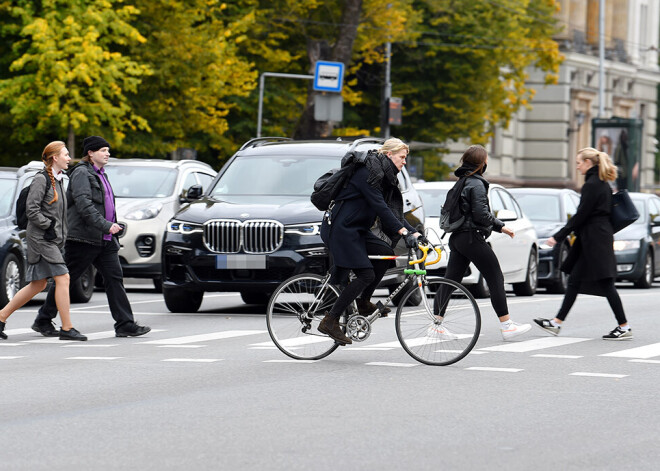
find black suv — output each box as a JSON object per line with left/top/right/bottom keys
{"left": 162, "top": 137, "right": 425, "bottom": 312}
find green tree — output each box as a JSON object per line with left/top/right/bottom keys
{"left": 0, "top": 0, "right": 150, "bottom": 159}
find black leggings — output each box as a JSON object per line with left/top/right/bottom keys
{"left": 556, "top": 277, "right": 627, "bottom": 325}
{"left": 436, "top": 231, "right": 508, "bottom": 318}
{"left": 327, "top": 241, "right": 393, "bottom": 319}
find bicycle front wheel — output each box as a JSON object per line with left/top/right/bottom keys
{"left": 266, "top": 274, "right": 341, "bottom": 360}
{"left": 395, "top": 277, "right": 481, "bottom": 366}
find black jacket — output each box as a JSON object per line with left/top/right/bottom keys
{"left": 455, "top": 174, "right": 504, "bottom": 238}
{"left": 320, "top": 164, "right": 413, "bottom": 269}
{"left": 554, "top": 165, "right": 616, "bottom": 288}
{"left": 66, "top": 161, "right": 116, "bottom": 246}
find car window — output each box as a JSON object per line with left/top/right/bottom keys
{"left": 513, "top": 194, "right": 561, "bottom": 222}
{"left": 210, "top": 155, "right": 338, "bottom": 197}
{"left": 489, "top": 190, "right": 505, "bottom": 214}
{"left": 196, "top": 172, "right": 214, "bottom": 191}
{"left": 182, "top": 172, "right": 197, "bottom": 192}
{"left": 415, "top": 188, "right": 448, "bottom": 216}
{"left": 397, "top": 172, "right": 408, "bottom": 192}
{"left": 104, "top": 166, "right": 178, "bottom": 198}
{"left": 0, "top": 178, "right": 16, "bottom": 217}
{"left": 648, "top": 198, "right": 660, "bottom": 224}
{"left": 632, "top": 199, "right": 646, "bottom": 224}
{"left": 564, "top": 194, "right": 578, "bottom": 220}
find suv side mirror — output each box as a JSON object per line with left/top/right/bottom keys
{"left": 182, "top": 184, "right": 203, "bottom": 202}
{"left": 497, "top": 209, "right": 518, "bottom": 221}
{"left": 652, "top": 215, "right": 660, "bottom": 227}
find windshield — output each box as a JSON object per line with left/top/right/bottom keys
{"left": 632, "top": 199, "right": 646, "bottom": 224}
{"left": 211, "top": 155, "right": 339, "bottom": 198}
{"left": 0, "top": 178, "right": 17, "bottom": 217}
{"left": 103, "top": 165, "right": 177, "bottom": 198}
{"left": 416, "top": 188, "right": 448, "bottom": 216}
{"left": 513, "top": 194, "right": 561, "bottom": 222}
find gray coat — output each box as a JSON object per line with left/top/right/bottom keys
{"left": 66, "top": 161, "right": 115, "bottom": 246}
{"left": 26, "top": 172, "right": 67, "bottom": 264}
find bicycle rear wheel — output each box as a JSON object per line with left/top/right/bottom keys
{"left": 395, "top": 277, "right": 480, "bottom": 366}
{"left": 266, "top": 274, "right": 341, "bottom": 360}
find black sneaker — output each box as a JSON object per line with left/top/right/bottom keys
{"left": 0, "top": 320, "right": 7, "bottom": 340}
{"left": 59, "top": 327, "right": 88, "bottom": 341}
{"left": 32, "top": 321, "right": 60, "bottom": 337}
{"left": 602, "top": 326, "right": 633, "bottom": 340}
{"left": 115, "top": 323, "right": 151, "bottom": 337}
{"left": 533, "top": 318, "right": 560, "bottom": 336}
{"left": 318, "top": 314, "right": 352, "bottom": 345}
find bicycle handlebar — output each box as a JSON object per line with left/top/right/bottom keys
{"left": 408, "top": 243, "right": 443, "bottom": 266}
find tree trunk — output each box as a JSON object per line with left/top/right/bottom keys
{"left": 293, "top": 0, "right": 363, "bottom": 140}
{"left": 67, "top": 125, "right": 75, "bottom": 160}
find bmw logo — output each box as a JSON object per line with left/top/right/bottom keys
{"left": 241, "top": 213, "right": 250, "bottom": 218}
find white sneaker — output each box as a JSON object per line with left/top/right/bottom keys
{"left": 501, "top": 321, "right": 531, "bottom": 341}
{"left": 427, "top": 323, "right": 459, "bottom": 340}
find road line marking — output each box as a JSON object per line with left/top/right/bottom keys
{"left": 532, "top": 354, "right": 583, "bottom": 359}
{"left": 250, "top": 337, "right": 330, "bottom": 348}
{"left": 629, "top": 359, "right": 660, "bottom": 364}
{"left": 66, "top": 357, "right": 122, "bottom": 360}
{"left": 366, "top": 362, "right": 418, "bottom": 368}
{"left": 61, "top": 344, "right": 118, "bottom": 348}
{"left": 158, "top": 345, "right": 206, "bottom": 349}
{"left": 0, "top": 343, "right": 25, "bottom": 347}
{"left": 262, "top": 359, "right": 318, "bottom": 363}
{"left": 465, "top": 367, "right": 523, "bottom": 372}
{"left": 479, "top": 337, "right": 591, "bottom": 353}
{"left": 141, "top": 330, "right": 266, "bottom": 345}
{"left": 569, "top": 372, "right": 628, "bottom": 378}
{"left": 4, "top": 328, "right": 35, "bottom": 336}
{"left": 248, "top": 346, "right": 278, "bottom": 350}
{"left": 162, "top": 358, "right": 222, "bottom": 363}
{"left": 600, "top": 342, "right": 660, "bottom": 359}
{"left": 0, "top": 356, "right": 24, "bottom": 360}
{"left": 347, "top": 347, "right": 395, "bottom": 351}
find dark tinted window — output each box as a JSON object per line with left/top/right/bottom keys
{"left": 104, "top": 166, "right": 177, "bottom": 198}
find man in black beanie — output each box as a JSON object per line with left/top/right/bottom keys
{"left": 32, "top": 136, "right": 151, "bottom": 337}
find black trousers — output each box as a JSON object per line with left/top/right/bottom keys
{"left": 556, "top": 276, "right": 627, "bottom": 325}
{"left": 437, "top": 230, "right": 509, "bottom": 318}
{"left": 327, "top": 240, "right": 394, "bottom": 319}
{"left": 35, "top": 239, "right": 135, "bottom": 330}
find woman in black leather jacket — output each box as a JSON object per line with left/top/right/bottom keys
{"left": 434, "top": 145, "right": 531, "bottom": 341}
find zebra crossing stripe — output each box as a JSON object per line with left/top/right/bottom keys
{"left": 599, "top": 342, "right": 660, "bottom": 359}
{"left": 141, "top": 330, "right": 266, "bottom": 345}
{"left": 479, "top": 337, "right": 591, "bottom": 353}
{"left": 569, "top": 372, "right": 628, "bottom": 378}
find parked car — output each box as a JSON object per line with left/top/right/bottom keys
{"left": 508, "top": 188, "right": 580, "bottom": 293}
{"left": 413, "top": 181, "right": 538, "bottom": 298}
{"left": 103, "top": 158, "right": 216, "bottom": 291}
{"left": 161, "top": 137, "right": 426, "bottom": 312}
{"left": 0, "top": 162, "right": 94, "bottom": 308}
{"left": 612, "top": 192, "right": 660, "bottom": 288}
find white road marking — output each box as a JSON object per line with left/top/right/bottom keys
{"left": 479, "top": 337, "right": 591, "bottom": 353}
{"left": 0, "top": 356, "right": 24, "bottom": 360}
{"left": 366, "top": 362, "right": 418, "bottom": 367}
{"left": 251, "top": 336, "right": 331, "bottom": 348}
{"left": 569, "top": 372, "right": 628, "bottom": 378}
{"left": 24, "top": 329, "right": 166, "bottom": 344}
{"left": 158, "top": 345, "right": 206, "bottom": 349}
{"left": 3, "top": 328, "right": 35, "bottom": 336}
{"left": 141, "top": 330, "right": 266, "bottom": 345}
{"left": 465, "top": 367, "right": 523, "bottom": 372}
{"left": 61, "top": 344, "right": 118, "bottom": 348}
{"left": 0, "top": 343, "right": 25, "bottom": 347}
{"left": 262, "top": 359, "right": 318, "bottom": 363}
{"left": 162, "top": 358, "right": 222, "bottom": 363}
{"left": 600, "top": 342, "right": 660, "bottom": 359}
{"left": 66, "top": 356, "right": 122, "bottom": 360}
{"left": 532, "top": 354, "right": 583, "bottom": 359}
{"left": 629, "top": 359, "right": 660, "bottom": 364}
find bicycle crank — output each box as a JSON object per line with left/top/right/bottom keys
{"left": 345, "top": 315, "right": 371, "bottom": 342}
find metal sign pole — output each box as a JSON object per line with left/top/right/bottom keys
{"left": 257, "top": 72, "right": 314, "bottom": 137}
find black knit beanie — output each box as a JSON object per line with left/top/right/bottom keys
{"left": 82, "top": 136, "right": 110, "bottom": 157}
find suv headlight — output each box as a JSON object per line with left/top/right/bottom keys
{"left": 285, "top": 223, "right": 321, "bottom": 236}
{"left": 167, "top": 219, "right": 204, "bottom": 234}
{"left": 613, "top": 240, "right": 640, "bottom": 251}
{"left": 125, "top": 203, "right": 163, "bottom": 220}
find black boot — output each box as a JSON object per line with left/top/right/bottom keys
{"left": 356, "top": 299, "right": 391, "bottom": 318}
{"left": 318, "top": 314, "right": 352, "bottom": 345}
{"left": 0, "top": 320, "right": 7, "bottom": 340}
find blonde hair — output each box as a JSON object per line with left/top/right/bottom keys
{"left": 577, "top": 147, "right": 617, "bottom": 182}
{"left": 41, "top": 141, "right": 65, "bottom": 204}
{"left": 378, "top": 137, "right": 409, "bottom": 155}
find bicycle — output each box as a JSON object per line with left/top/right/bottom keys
{"left": 266, "top": 240, "right": 481, "bottom": 365}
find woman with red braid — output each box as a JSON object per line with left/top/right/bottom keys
{"left": 0, "top": 141, "right": 87, "bottom": 341}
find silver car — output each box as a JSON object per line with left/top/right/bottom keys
{"left": 103, "top": 158, "right": 216, "bottom": 291}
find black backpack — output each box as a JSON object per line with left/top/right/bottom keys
{"left": 439, "top": 177, "right": 468, "bottom": 235}
{"left": 310, "top": 150, "right": 369, "bottom": 211}
{"left": 15, "top": 169, "right": 51, "bottom": 230}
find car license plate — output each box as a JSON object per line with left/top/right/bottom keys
{"left": 215, "top": 254, "right": 266, "bottom": 269}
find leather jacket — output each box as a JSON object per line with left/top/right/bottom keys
{"left": 455, "top": 174, "right": 504, "bottom": 238}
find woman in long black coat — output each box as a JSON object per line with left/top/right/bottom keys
{"left": 534, "top": 147, "right": 631, "bottom": 340}
{"left": 318, "top": 138, "right": 424, "bottom": 345}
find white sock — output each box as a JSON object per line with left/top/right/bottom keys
{"left": 500, "top": 320, "right": 512, "bottom": 329}
{"left": 620, "top": 325, "right": 630, "bottom": 331}
{"left": 550, "top": 320, "right": 561, "bottom": 328}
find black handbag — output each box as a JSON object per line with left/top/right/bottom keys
{"left": 611, "top": 190, "right": 639, "bottom": 233}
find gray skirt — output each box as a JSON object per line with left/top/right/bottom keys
{"left": 26, "top": 258, "right": 68, "bottom": 282}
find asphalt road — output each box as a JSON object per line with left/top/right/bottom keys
{"left": 2, "top": 281, "right": 659, "bottom": 470}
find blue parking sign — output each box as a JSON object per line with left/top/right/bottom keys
{"left": 313, "top": 61, "right": 344, "bottom": 93}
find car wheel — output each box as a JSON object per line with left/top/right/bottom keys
{"left": 240, "top": 291, "right": 271, "bottom": 305}
{"left": 390, "top": 284, "right": 422, "bottom": 306}
{"left": 468, "top": 273, "right": 490, "bottom": 298}
{"left": 153, "top": 277, "right": 163, "bottom": 293}
{"left": 547, "top": 244, "right": 569, "bottom": 294}
{"left": 633, "top": 251, "right": 653, "bottom": 289}
{"left": 512, "top": 249, "right": 538, "bottom": 296}
{"left": 163, "top": 285, "right": 203, "bottom": 312}
{"left": 69, "top": 265, "right": 95, "bottom": 303}
{"left": 0, "top": 253, "right": 23, "bottom": 309}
